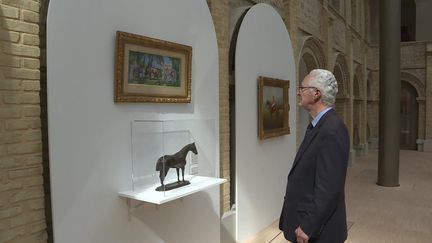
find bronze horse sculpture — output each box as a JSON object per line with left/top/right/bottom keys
{"left": 155, "top": 142, "right": 197, "bottom": 191}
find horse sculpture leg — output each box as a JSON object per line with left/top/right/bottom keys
{"left": 160, "top": 166, "right": 170, "bottom": 186}
{"left": 159, "top": 170, "right": 164, "bottom": 186}
{"left": 176, "top": 168, "right": 180, "bottom": 182}
{"left": 181, "top": 167, "right": 185, "bottom": 182}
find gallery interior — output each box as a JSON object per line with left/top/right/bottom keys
{"left": 1, "top": 0, "right": 432, "bottom": 242}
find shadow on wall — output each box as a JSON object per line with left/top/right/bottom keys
{"left": 220, "top": 209, "right": 237, "bottom": 243}
{"left": 132, "top": 192, "right": 232, "bottom": 243}
{"left": 39, "top": 0, "right": 53, "bottom": 242}
{"left": 89, "top": 192, "right": 235, "bottom": 243}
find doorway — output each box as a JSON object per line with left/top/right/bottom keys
{"left": 400, "top": 81, "right": 418, "bottom": 150}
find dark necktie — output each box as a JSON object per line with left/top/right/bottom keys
{"left": 305, "top": 122, "right": 314, "bottom": 137}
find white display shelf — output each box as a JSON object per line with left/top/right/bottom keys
{"left": 119, "top": 175, "right": 227, "bottom": 204}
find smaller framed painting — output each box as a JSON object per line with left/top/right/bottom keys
{"left": 114, "top": 31, "right": 192, "bottom": 103}
{"left": 258, "top": 76, "right": 290, "bottom": 140}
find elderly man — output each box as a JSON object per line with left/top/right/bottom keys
{"left": 279, "top": 69, "right": 350, "bottom": 243}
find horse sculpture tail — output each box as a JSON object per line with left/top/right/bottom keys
{"left": 155, "top": 157, "right": 163, "bottom": 171}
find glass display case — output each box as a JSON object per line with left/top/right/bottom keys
{"left": 119, "top": 119, "right": 226, "bottom": 204}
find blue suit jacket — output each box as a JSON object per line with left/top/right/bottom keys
{"left": 279, "top": 109, "right": 350, "bottom": 243}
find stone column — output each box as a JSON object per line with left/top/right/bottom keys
{"left": 322, "top": 3, "right": 331, "bottom": 70}
{"left": 377, "top": 0, "right": 400, "bottom": 186}
{"left": 345, "top": 28, "right": 356, "bottom": 164}
{"left": 417, "top": 98, "right": 426, "bottom": 151}
{"left": 283, "top": 0, "right": 299, "bottom": 64}
{"left": 362, "top": 44, "right": 369, "bottom": 155}
{"left": 424, "top": 43, "right": 432, "bottom": 151}
{"left": 367, "top": 99, "right": 380, "bottom": 149}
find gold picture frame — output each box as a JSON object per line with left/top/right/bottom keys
{"left": 258, "top": 76, "right": 290, "bottom": 140}
{"left": 114, "top": 31, "right": 192, "bottom": 103}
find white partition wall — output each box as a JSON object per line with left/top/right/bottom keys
{"left": 47, "top": 0, "right": 220, "bottom": 242}
{"left": 235, "top": 4, "right": 297, "bottom": 242}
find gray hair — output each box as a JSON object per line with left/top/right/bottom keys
{"left": 309, "top": 69, "right": 338, "bottom": 106}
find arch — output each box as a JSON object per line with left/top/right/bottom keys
{"left": 251, "top": 0, "right": 285, "bottom": 16}
{"left": 399, "top": 73, "right": 425, "bottom": 148}
{"left": 297, "top": 37, "right": 326, "bottom": 148}
{"left": 302, "top": 52, "right": 319, "bottom": 72}
{"left": 400, "top": 80, "right": 419, "bottom": 150}
{"left": 45, "top": 1, "right": 222, "bottom": 242}
{"left": 298, "top": 36, "right": 327, "bottom": 71}
{"left": 298, "top": 54, "right": 317, "bottom": 147}
{"left": 400, "top": 72, "right": 425, "bottom": 98}
{"left": 331, "top": 53, "right": 352, "bottom": 147}
{"left": 229, "top": 7, "right": 251, "bottom": 74}
{"left": 332, "top": 53, "right": 350, "bottom": 97}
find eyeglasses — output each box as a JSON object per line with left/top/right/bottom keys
{"left": 297, "top": 86, "right": 318, "bottom": 92}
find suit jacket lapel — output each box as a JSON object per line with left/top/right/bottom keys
{"left": 289, "top": 110, "right": 335, "bottom": 176}
{"left": 289, "top": 127, "right": 319, "bottom": 176}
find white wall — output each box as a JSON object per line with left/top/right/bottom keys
{"left": 47, "top": 0, "right": 220, "bottom": 242}
{"left": 235, "top": 4, "right": 297, "bottom": 242}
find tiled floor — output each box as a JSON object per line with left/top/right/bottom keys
{"left": 244, "top": 150, "right": 432, "bottom": 243}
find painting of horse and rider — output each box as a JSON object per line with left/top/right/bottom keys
{"left": 114, "top": 31, "right": 192, "bottom": 103}
{"left": 128, "top": 51, "right": 181, "bottom": 87}
{"left": 258, "top": 76, "right": 290, "bottom": 140}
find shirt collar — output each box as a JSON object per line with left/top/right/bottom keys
{"left": 311, "top": 107, "right": 332, "bottom": 127}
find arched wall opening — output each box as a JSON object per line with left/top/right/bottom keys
{"left": 400, "top": 80, "right": 419, "bottom": 150}
{"left": 332, "top": 54, "right": 351, "bottom": 144}
{"left": 400, "top": 72, "right": 426, "bottom": 151}
{"left": 297, "top": 37, "right": 326, "bottom": 145}
{"left": 228, "top": 6, "right": 250, "bottom": 212}
{"left": 46, "top": 1, "right": 222, "bottom": 242}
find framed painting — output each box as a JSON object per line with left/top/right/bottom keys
{"left": 258, "top": 76, "right": 290, "bottom": 140}
{"left": 115, "top": 31, "right": 192, "bottom": 103}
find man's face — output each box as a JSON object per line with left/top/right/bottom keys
{"left": 297, "top": 74, "right": 318, "bottom": 110}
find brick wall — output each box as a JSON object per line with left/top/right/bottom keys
{"left": 0, "top": 1, "right": 47, "bottom": 242}
{"left": 332, "top": 16, "right": 346, "bottom": 52}
{"left": 401, "top": 42, "right": 426, "bottom": 69}
{"left": 207, "top": 0, "right": 231, "bottom": 214}
{"left": 298, "top": 0, "right": 322, "bottom": 38}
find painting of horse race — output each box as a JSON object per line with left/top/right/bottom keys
{"left": 258, "top": 76, "right": 290, "bottom": 140}
{"left": 115, "top": 31, "right": 192, "bottom": 103}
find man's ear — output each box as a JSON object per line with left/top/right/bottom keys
{"left": 314, "top": 90, "right": 321, "bottom": 101}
